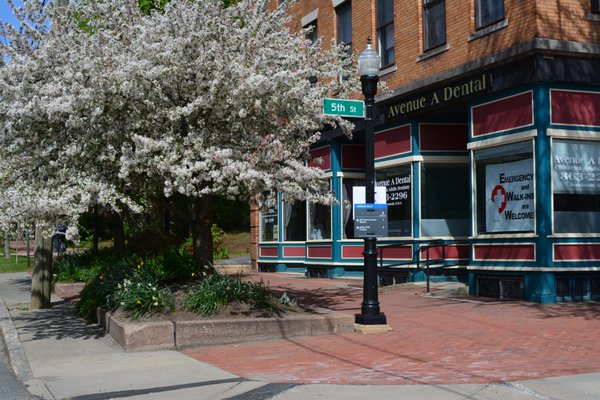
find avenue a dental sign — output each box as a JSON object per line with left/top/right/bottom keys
{"left": 386, "top": 73, "right": 492, "bottom": 120}
{"left": 486, "top": 159, "right": 535, "bottom": 232}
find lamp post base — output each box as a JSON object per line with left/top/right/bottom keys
{"left": 354, "top": 312, "right": 388, "bottom": 325}
{"left": 354, "top": 322, "right": 393, "bottom": 334}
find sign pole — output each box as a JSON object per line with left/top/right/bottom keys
{"left": 355, "top": 72, "right": 387, "bottom": 326}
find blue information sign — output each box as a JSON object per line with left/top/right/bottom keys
{"left": 354, "top": 204, "right": 389, "bottom": 238}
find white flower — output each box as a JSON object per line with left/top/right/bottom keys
{"left": 0, "top": 0, "right": 355, "bottom": 232}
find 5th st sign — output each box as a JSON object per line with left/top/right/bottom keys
{"left": 323, "top": 98, "right": 365, "bottom": 118}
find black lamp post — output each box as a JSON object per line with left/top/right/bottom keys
{"left": 355, "top": 38, "right": 387, "bottom": 326}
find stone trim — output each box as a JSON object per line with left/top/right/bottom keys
{"left": 301, "top": 9, "right": 318, "bottom": 27}
{"left": 416, "top": 43, "right": 450, "bottom": 63}
{"left": 332, "top": 0, "right": 349, "bottom": 7}
{"left": 468, "top": 18, "right": 509, "bottom": 42}
{"left": 588, "top": 13, "right": 600, "bottom": 22}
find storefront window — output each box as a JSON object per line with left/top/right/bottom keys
{"left": 308, "top": 181, "right": 332, "bottom": 240}
{"left": 421, "top": 164, "right": 470, "bottom": 236}
{"left": 283, "top": 201, "right": 307, "bottom": 241}
{"left": 260, "top": 197, "right": 278, "bottom": 242}
{"left": 475, "top": 141, "right": 534, "bottom": 234}
{"left": 376, "top": 165, "right": 412, "bottom": 237}
{"left": 553, "top": 139, "right": 600, "bottom": 233}
{"left": 342, "top": 178, "right": 365, "bottom": 239}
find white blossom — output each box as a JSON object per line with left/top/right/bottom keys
{"left": 0, "top": 0, "right": 357, "bottom": 231}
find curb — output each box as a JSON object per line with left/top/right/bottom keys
{"left": 0, "top": 297, "right": 33, "bottom": 381}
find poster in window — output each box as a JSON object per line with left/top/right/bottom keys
{"left": 485, "top": 158, "right": 534, "bottom": 232}
{"left": 553, "top": 141, "right": 600, "bottom": 195}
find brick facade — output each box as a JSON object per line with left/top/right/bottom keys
{"left": 271, "top": 0, "right": 600, "bottom": 95}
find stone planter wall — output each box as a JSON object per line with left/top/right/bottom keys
{"left": 101, "top": 309, "right": 354, "bottom": 352}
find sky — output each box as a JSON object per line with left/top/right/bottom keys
{"left": 0, "top": 0, "right": 20, "bottom": 27}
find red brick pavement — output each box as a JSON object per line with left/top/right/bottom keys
{"left": 183, "top": 272, "right": 600, "bottom": 385}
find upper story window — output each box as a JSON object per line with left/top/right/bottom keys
{"left": 593, "top": 0, "right": 600, "bottom": 13}
{"left": 423, "top": 0, "right": 446, "bottom": 52}
{"left": 476, "top": 0, "right": 505, "bottom": 29}
{"left": 336, "top": 1, "right": 352, "bottom": 50}
{"left": 377, "top": 0, "right": 395, "bottom": 68}
{"left": 306, "top": 21, "right": 318, "bottom": 44}
{"left": 302, "top": 9, "right": 319, "bottom": 45}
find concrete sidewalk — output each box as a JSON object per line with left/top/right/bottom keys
{"left": 1, "top": 271, "right": 600, "bottom": 399}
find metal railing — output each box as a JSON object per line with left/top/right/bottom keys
{"left": 377, "top": 239, "right": 471, "bottom": 292}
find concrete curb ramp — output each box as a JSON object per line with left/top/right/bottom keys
{"left": 99, "top": 308, "right": 355, "bottom": 352}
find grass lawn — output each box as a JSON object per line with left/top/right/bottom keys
{"left": 222, "top": 231, "right": 251, "bottom": 258}
{"left": 0, "top": 255, "right": 32, "bottom": 273}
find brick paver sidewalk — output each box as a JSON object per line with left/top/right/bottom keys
{"left": 184, "top": 272, "right": 600, "bottom": 385}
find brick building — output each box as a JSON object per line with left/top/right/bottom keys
{"left": 255, "top": 0, "right": 600, "bottom": 303}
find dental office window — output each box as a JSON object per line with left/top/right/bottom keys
{"left": 475, "top": 141, "right": 534, "bottom": 234}
{"left": 423, "top": 0, "right": 446, "bottom": 51}
{"left": 476, "top": 0, "right": 505, "bottom": 29}
{"left": 260, "top": 196, "right": 278, "bottom": 242}
{"left": 308, "top": 181, "right": 332, "bottom": 240}
{"left": 593, "top": 0, "right": 600, "bottom": 13}
{"left": 376, "top": 165, "right": 412, "bottom": 237}
{"left": 553, "top": 140, "right": 600, "bottom": 233}
{"left": 421, "top": 164, "right": 470, "bottom": 237}
{"left": 283, "top": 201, "right": 306, "bottom": 241}
{"left": 342, "top": 178, "right": 365, "bottom": 239}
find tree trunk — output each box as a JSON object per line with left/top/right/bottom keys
{"left": 4, "top": 232, "right": 10, "bottom": 258}
{"left": 189, "top": 195, "right": 214, "bottom": 273}
{"left": 109, "top": 212, "right": 126, "bottom": 256}
{"left": 31, "top": 228, "right": 53, "bottom": 309}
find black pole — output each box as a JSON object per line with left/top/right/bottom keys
{"left": 355, "top": 74, "right": 387, "bottom": 326}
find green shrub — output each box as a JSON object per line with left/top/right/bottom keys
{"left": 76, "top": 279, "right": 104, "bottom": 323}
{"left": 184, "top": 274, "right": 276, "bottom": 317}
{"left": 53, "top": 255, "right": 100, "bottom": 283}
{"left": 110, "top": 268, "right": 174, "bottom": 319}
{"left": 211, "top": 224, "right": 229, "bottom": 260}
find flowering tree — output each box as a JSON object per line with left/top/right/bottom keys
{"left": 0, "top": 0, "right": 356, "bottom": 268}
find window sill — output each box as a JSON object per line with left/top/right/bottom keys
{"left": 549, "top": 233, "right": 600, "bottom": 238}
{"left": 416, "top": 43, "right": 449, "bottom": 63}
{"left": 468, "top": 18, "right": 509, "bottom": 42}
{"left": 588, "top": 13, "right": 600, "bottom": 22}
{"left": 470, "top": 233, "right": 538, "bottom": 239}
{"left": 379, "top": 64, "right": 397, "bottom": 77}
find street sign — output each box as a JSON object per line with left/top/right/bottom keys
{"left": 323, "top": 98, "right": 365, "bottom": 118}
{"left": 354, "top": 203, "right": 388, "bottom": 238}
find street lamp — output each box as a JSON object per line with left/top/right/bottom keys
{"left": 355, "top": 37, "right": 387, "bottom": 326}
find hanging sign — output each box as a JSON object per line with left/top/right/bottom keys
{"left": 485, "top": 158, "right": 534, "bottom": 232}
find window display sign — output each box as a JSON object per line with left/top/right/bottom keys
{"left": 260, "top": 206, "right": 278, "bottom": 242}
{"left": 485, "top": 158, "right": 534, "bottom": 232}
{"left": 553, "top": 140, "right": 600, "bottom": 194}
